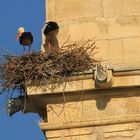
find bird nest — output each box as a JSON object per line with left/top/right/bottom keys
{"left": 0, "top": 40, "right": 100, "bottom": 95}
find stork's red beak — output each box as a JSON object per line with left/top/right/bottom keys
{"left": 16, "top": 32, "right": 21, "bottom": 40}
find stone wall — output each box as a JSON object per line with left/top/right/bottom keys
{"left": 44, "top": 0, "right": 140, "bottom": 65}
{"left": 40, "top": 92, "right": 140, "bottom": 140}
{"left": 39, "top": 0, "right": 140, "bottom": 139}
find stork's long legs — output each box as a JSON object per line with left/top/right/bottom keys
{"left": 23, "top": 46, "right": 26, "bottom": 55}
{"left": 28, "top": 45, "right": 31, "bottom": 54}
{"left": 23, "top": 45, "right": 31, "bottom": 55}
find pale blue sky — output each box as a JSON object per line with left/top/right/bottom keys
{"left": 0, "top": 1, "right": 46, "bottom": 139}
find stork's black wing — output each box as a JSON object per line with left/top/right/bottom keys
{"left": 19, "top": 32, "right": 33, "bottom": 46}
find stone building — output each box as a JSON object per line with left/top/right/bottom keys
{"left": 27, "top": 0, "right": 140, "bottom": 139}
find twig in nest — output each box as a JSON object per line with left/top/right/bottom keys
{"left": 0, "top": 40, "right": 100, "bottom": 96}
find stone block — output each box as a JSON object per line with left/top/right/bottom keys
{"left": 108, "top": 40, "right": 123, "bottom": 64}
{"left": 123, "top": 37, "right": 140, "bottom": 63}
{"left": 57, "top": 22, "right": 70, "bottom": 46}
{"left": 46, "top": 0, "right": 55, "bottom": 20}
{"left": 95, "top": 40, "right": 109, "bottom": 64}
{"left": 68, "top": 19, "right": 108, "bottom": 42}
{"left": 108, "top": 18, "right": 140, "bottom": 39}
{"left": 116, "top": 15, "right": 140, "bottom": 26}
{"left": 46, "top": 127, "right": 94, "bottom": 139}
{"left": 46, "top": 96, "right": 140, "bottom": 124}
{"left": 103, "top": 123, "right": 136, "bottom": 139}
{"left": 103, "top": 0, "right": 123, "bottom": 17}
{"left": 123, "top": 0, "right": 140, "bottom": 16}
{"left": 104, "top": 0, "right": 140, "bottom": 17}
{"left": 53, "top": 0, "right": 103, "bottom": 20}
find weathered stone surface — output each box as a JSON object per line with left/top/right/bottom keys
{"left": 46, "top": 0, "right": 55, "bottom": 20}
{"left": 116, "top": 15, "right": 140, "bottom": 26}
{"left": 103, "top": 0, "right": 123, "bottom": 17}
{"left": 123, "top": 37, "right": 140, "bottom": 63}
{"left": 107, "top": 18, "right": 140, "bottom": 39}
{"left": 104, "top": 0, "right": 140, "bottom": 17}
{"left": 123, "top": 0, "right": 140, "bottom": 16}
{"left": 38, "top": 0, "right": 140, "bottom": 139}
{"left": 41, "top": 122, "right": 140, "bottom": 139}
{"left": 46, "top": 96, "right": 140, "bottom": 124}
{"left": 95, "top": 40, "right": 109, "bottom": 64}
{"left": 47, "top": 0, "right": 103, "bottom": 20}
{"left": 68, "top": 20, "right": 105, "bottom": 42}
{"left": 108, "top": 40, "right": 123, "bottom": 64}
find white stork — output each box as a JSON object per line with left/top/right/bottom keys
{"left": 16, "top": 27, "right": 33, "bottom": 55}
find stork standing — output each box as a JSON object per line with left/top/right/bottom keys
{"left": 43, "top": 21, "right": 59, "bottom": 52}
{"left": 16, "top": 27, "right": 33, "bottom": 55}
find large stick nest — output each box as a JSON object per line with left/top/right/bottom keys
{"left": 0, "top": 40, "right": 99, "bottom": 95}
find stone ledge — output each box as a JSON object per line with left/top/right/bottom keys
{"left": 40, "top": 115, "right": 140, "bottom": 131}
{"left": 39, "top": 123, "right": 137, "bottom": 139}
{"left": 27, "top": 72, "right": 140, "bottom": 95}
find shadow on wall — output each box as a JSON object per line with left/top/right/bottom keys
{"left": 95, "top": 96, "right": 111, "bottom": 110}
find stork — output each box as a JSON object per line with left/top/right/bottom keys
{"left": 16, "top": 27, "right": 33, "bottom": 55}
{"left": 43, "top": 21, "right": 59, "bottom": 51}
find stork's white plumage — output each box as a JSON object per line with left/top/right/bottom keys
{"left": 16, "top": 27, "right": 25, "bottom": 40}
{"left": 16, "top": 27, "right": 33, "bottom": 55}
{"left": 18, "top": 27, "right": 25, "bottom": 34}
